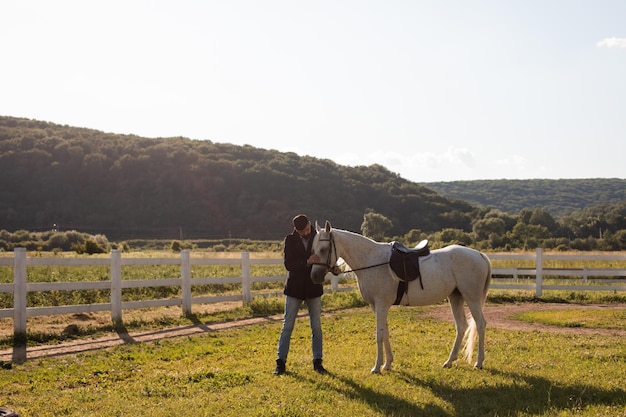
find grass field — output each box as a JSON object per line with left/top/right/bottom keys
{"left": 516, "top": 308, "right": 626, "bottom": 329}
{"left": 1, "top": 304, "right": 625, "bottom": 417}
{"left": 1, "top": 250, "right": 626, "bottom": 416}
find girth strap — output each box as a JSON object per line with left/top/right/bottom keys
{"left": 394, "top": 280, "right": 408, "bottom": 305}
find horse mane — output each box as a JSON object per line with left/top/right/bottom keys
{"left": 329, "top": 227, "right": 390, "bottom": 271}
{"left": 331, "top": 227, "right": 380, "bottom": 244}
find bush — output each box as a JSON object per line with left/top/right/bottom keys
{"left": 48, "top": 233, "right": 70, "bottom": 251}
{"left": 171, "top": 240, "right": 182, "bottom": 252}
{"left": 84, "top": 240, "right": 106, "bottom": 254}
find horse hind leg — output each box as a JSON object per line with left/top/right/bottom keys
{"left": 443, "top": 290, "right": 467, "bottom": 368}
{"left": 465, "top": 301, "right": 487, "bottom": 369}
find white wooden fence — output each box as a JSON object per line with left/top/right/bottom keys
{"left": 0, "top": 248, "right": 290, "bottom": 336}
{"left": 489, "top": 248, "right": 626, "bottom": 296}
{"left": 1, "top": 248, "right": 626, "bottom": 337}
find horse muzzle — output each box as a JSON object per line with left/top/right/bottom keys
{"left": 310, "top": 264, "right": 328, "bottom": 284}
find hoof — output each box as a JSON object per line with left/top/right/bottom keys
{"left": 370, "top": 368, "right": 381, "bottom": 374}
{"left": 442, "top": 361, "right": 453, "bottom": 368}
{"left": 474, "top": 362, "right": 484, "bottom": 369}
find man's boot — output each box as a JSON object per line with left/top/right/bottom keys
{"left": 273, "top": 359, "right": 286, "bottom": 375}
{"left": 313, "top": 358, "right": 327, "bottom": 374}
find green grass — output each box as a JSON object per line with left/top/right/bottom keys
{"left": 515, "top": 308, "right": 626, "bottom": 329}
{"left": 1, "top": 306, "right": 625, "bottom": 416}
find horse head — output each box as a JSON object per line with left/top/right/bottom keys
{"left": 310, "top": 220, "right": 336, "bottom": 284}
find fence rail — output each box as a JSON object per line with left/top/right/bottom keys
{"left": 488, "top": 248, "right": 626, "bottom": 296}
{"left": 2, "top": 248, "right": 626, "bottom": 338}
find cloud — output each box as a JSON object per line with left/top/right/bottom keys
{"left": 445, "top": 147, "right": 477, "bottom": 168}
{"left": 361, "top": 148, "right": 476, "bottom": 171}
{"left": 332, "top": 147, "right": 485, "bottom": 182}
{"left": 596, "top": 37, "right": 626, "bottom": 49}
{"left": 401, "top": 147, "right": 476, "bottom": 169}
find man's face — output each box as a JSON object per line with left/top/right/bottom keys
{"left": 296, "top": 222, "right": 312, "bottom": 239}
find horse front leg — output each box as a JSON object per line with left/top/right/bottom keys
{"left": 372, "top": 305, "right": 392, "bottom": 374}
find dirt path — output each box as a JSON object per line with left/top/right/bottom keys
{"left": 426, "top": 302, "right": 626, "bottom": 336}
{"left": 0, "top": 314, "right": 287, "bottom": 363}
{"left": 1, "top": 303, "right": 625, "bottom": 363}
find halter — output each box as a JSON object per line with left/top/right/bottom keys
{"left": 310, "top": 232, "right": 338, "bottom": 272}
{"left": 311, "top": 231, "right": 390, "bottom": 273}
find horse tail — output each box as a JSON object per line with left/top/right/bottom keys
{"left": 462, "top": 252, "right": 491, "bottom": 363}
{"left": 463, "top": 317, "right": 477, "bottom": 364}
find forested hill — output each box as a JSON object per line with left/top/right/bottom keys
{"left": 423, "top": 178, "right": 626, "bottom": 218}
{"left": 0, "top": 116, "right": 473, "bottom": 240}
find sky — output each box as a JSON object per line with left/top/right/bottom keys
{"left": 2, "top": 1, "right": 625, "bottom": 183}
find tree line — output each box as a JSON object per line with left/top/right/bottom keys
{"left": 0, "top": 116, "right": 472, "bottom": 240}
{"left": 424, "top": 178, "right": 626, "bottom": 218}
{"left": 1, "top": 116, "right": 625, "bottom": 252}
{"left": 3, "top": 199, "right": 624, "bottom": 253}
{"left": 365, "top": 201, "right": 626, "bottom": 251}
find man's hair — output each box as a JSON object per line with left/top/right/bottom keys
{"left": 292, "top": 214, "right": 310, "bottom": 231}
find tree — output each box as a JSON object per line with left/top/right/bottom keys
{"left": 361, "top": 211, "right": 393, "bottom": 241}
{"left": 528, "top": 209, "right": 558, "bottom": 233}
{"left": 472, "top": 217, "right": 506, "bottom": 241}
{"left": 399, "top": 229, "right": 427, "bottom": 246}
{"left": 432, "top": 228, "right": 473, "bottom": 247}
{"left": 510, "top": 222, "right": 550, "bottom": 250}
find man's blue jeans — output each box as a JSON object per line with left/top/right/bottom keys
{"left": 276, "top": 295, "right": 322, "bottom": 362}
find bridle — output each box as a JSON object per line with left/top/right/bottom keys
{"left": 311, "top": 231, "right": 390, "bottom": 274}
{"left": 310, "top": 233, "right": 337, "bottom": 272}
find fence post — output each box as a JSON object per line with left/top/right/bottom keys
{"left": 331, "top": 274, "right": 339, "bottom": 292}
{"left": 241, "top": 252, "right": 251, "bottom": 304}
{"left": 110, "top": 250, "right": 122, "bottom": 324}
{"left": 535, "top": 247, "right": 543, "bottom": 297}
{"left": 13, "top": 248, "right": 27, "bottom": 336}
{"left": 181, "top": 250, "right": 191, "bottom": 315}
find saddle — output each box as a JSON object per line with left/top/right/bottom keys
{"left": 390, "top": 240, "right": 430, "bottom": 305}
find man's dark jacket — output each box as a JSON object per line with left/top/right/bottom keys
{"left": 283, "top": 228, "right": 324, "bottom": 300}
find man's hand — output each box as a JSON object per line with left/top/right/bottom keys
{"left": 307, "top": 254, "right": 321, "bottom": 266}
{"left": 330, "top": 266, "right": 342, "bottom": 275}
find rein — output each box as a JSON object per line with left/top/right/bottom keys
{"left": 342, "top": 261, "right": 390, "bottom": 274}
{"left": 312, "top": 232, "right": 390, "bottom": 274}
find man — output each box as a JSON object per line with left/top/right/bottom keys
{"left": 274, "top": 214, "right": 331, "bottom": 375}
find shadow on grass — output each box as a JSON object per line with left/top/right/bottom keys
{"left": 296, "top": 368, "right": 626, "bottom": 417}
{"left": 298, "top": 371, "right": 444, "bottom": 417}
{"left": 394, "top": 368, "right": 626, "bottom": 416}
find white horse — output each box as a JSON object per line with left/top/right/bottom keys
{"left": 311, "top": 221, "right": 491, "bottom": 373}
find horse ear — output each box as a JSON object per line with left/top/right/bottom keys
{"left": 315, "top": 220, "right": 321, "bottom": 232}
{"left": 324, "top": 220, "right": 332, "bottom": 232}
